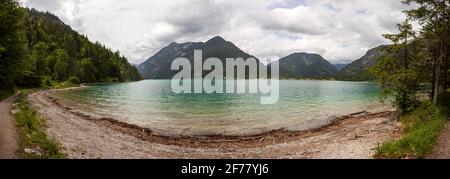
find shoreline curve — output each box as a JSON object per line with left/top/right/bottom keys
{"left": 39, "top": 89, "right": 396, "bottom": 148}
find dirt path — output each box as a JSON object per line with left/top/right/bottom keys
{"left": 0, "top": 96, "right": 18, "bottom": 159}
{"left": 28, "top": 91, "right": 401, "bottom": 159}
{"left": 428, "top": 119, "right": 450, "bottom": 159}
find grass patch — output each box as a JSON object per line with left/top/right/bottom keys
{"left": 14, "top": 90, "right": 66, "bottom": 159}
{"left": 53, "top": 81, "right": 80, "bottom": 89}
{"left": 374, "top": 101, "right": 448, "bottom": 159}
{"left": 37, "top": 76, "right": 81, "bottom": 90}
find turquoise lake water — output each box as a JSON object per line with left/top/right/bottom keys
{"left": 50, "top": 80, "right": 390, "bottom": 136}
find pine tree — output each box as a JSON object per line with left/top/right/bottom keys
{"left": 51, "top": 49, "right": 69, "bottom": 81}
{"left": 30, "top": 42, "right": 50, "bottom": 79}
{"left": 372, "top": 20, "right": 420, "bottom": 111}
{"left": 403, "top": 0, "right": 450, "bottom": 104}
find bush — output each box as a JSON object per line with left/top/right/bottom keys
{"left": 68, "top": 76, "right": 80, "bottom": 84}
{"left": 40, "top": 76, "right": 56, "bottom": 87}
{"left": 111, "top": 78, "right": 119, "bottom": 82}
{"left": 437, "top": 92, "right": 450, "bottom": 109}
{"left": 17, "top": 75, "right": 41, "bottom": 88}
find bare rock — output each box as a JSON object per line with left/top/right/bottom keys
{"left": 376, "top": 118, "right": 390, "bottom": 126}
{"left": 10, "top": 109, "right": 19, "bottom": 115}
{"left": 348, "top": 133, "right": 358, "bottom": 140}
{"left": 24, "top": 148, "right": 42, "bottom": 156}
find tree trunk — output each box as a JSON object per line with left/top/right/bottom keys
{"left": 433, "top": 40, "right": 444, "bottom": 104}
{"left": 431, "top": 57, "right": 436, "bottom": 100}
{"left": 433, "top": 61, "right": 440, "bottom": 104}
{"left": 445, "top": 43, "right": 449, "bottom": 90}
{"left": 403, "top": 35, "right": 409, "bottom": 109}
{"left": 445, "top": 54, "right": 449, "bottom": 90}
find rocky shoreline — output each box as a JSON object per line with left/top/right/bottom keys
{"left": 28, "top": 90, "right": 402, "bottom": 159}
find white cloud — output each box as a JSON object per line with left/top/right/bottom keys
{"left": 259, "top": 6, "right": 336, "bottom": 35}
{"left": 20, "top": 0, "right": 413, "bottom": 64}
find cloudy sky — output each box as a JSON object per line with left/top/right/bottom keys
{"left": 20, "top": 0, "right": 412, "bottom": 64}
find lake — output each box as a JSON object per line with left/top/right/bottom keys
{"left": 50, "top": 80, "right": 390, "bottom": 136}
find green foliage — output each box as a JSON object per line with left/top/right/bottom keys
{"left": 437, "top": 92, "right": 450, "bottom": 109}
{"left": 1, "top": 6, "right": 142, "bottom": 92}
{"left": 402, "top": 0, "right": 450, "bottom": 104}
{"left": 68, "top": 76, "right": 80, "bottom": 85}
{"left": 371, "top": 20, "right": 422, "bottom": 111}
{"left": 0, "top": 0, "right": 28, "bottom": 92}
{"left": 48, "top": 49, "right": 69, "bottom": 81}
{"left": 40, "top": 75, "right": 56, "bottom": 87}
{"left": 374, "top": 12, "right": 447, "bottom": 154}
{"left": 370, "top": 54, "right": 421, "bottom": 111}
{"left": 54, "top": 81, "right": 80, "bottom": 89}
{"left": 337, "top": 69, "right": 376, "bottom": 81}
{"left": 374, "top": 101, "right": 447, "bottom": 159}
{"left": 30, "top": 42, "right": 50, "bottom": 78}
{"left": 22, "top": 8, "right": 142, "bottom": 84}
{"left": 79, "top": 58, "right": 97, "bottom": 83}
{"left": 15, "top": 91, "right": 66, "bottom": 159}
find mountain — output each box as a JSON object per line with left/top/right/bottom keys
{"left": 138, "top": 36, "right": 264, "bottom": 79}
{"left": 271, "top": 53, "right": 339, "bottom": 79}
{"left": 334, "top": 64, "right": 348, "bottom": 71}
{"left": 137, "top": 37, "right": 389, "bottom": 80}
{"left": 337, "top": 45, "right": 388, "bottom": 81}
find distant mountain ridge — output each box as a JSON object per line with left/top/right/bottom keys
{"left": 334, "top": 64, "right": 348, "bottom": 71}
{"left": 337, "top": 45, "right": 388, "bottom": 81}
{"left": 138, "top": 37, "right": 388, "bottom": 81}
{"left": 138, "top": 36, "right": 263, "bottom": 79}
{"left": 271, "top": 53, "right": 339, "bottom": 79}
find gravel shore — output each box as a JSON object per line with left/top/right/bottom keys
{"left": 28, "top": 90, "right": 402, "bottom": 159}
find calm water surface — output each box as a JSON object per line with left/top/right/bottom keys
{"left": 50, "top": 80, "right": 390, "bottom": 136}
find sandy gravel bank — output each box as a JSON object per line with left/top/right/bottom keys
{"left": 28, "top": 90, "right": 402, "bottom": 159}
